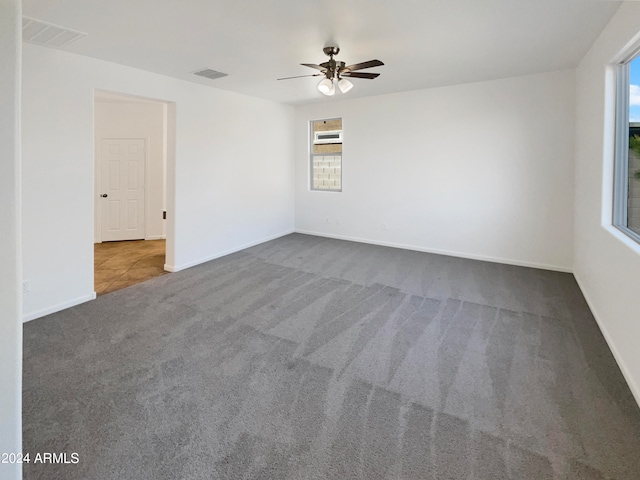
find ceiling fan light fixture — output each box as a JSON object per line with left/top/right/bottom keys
{"left": 338, "top": 77, "right": 353, "bottom": 93}
{"left": 281, "top": 46, "right": 383, "bottom": 97}
{"left": 318, "top": 77, "right": 335, "bottom": 96}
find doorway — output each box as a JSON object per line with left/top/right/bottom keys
{"left": 93, "top": 90, "right": 174, "bottom": 295}
{"left": 94, "top": 239, "right": 167, "bottom": 295}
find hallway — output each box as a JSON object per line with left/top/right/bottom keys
{"left": 94, "top": 239, "right": 167, "bottom": 295}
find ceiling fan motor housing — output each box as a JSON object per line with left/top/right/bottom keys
{"left": 323, "top": 46, "right": 340, "bottom": 57}
{"left": 323, "top": 46, "right": 341, "bottom": 78}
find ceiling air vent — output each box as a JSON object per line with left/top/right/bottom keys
{"left": 193, "top": 68, "right": 228, "bottom": 81}
{"left": 22, "top": 16, "right": 87, "bottom": 48}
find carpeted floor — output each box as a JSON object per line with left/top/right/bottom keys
{"left": 23, "top": 233, "right": 640, "bottom": 479}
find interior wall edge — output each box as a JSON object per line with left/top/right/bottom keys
{"left": 164, "top": 229, "right": 295, "bottom": 273}
{"left": 574, "top": 273, "right": 640, "bottom": 409}
{"left": 295, "top": 230, "right": 574, "bottom": 273}
{"left": 22, "top": 292, "right": 97, "bottom": 324}
{"left": 0, "top": 0, "right": 22, "bottom": 477}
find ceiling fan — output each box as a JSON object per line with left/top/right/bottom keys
{"left": 278, "top": 46, "right": 384, "bottom": 96}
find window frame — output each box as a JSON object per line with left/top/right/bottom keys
{"left": 613, "top": 50, "right": 640, "bottom": 245}
{"left": 309, "top": 117, "right": 343, "bottom": 193}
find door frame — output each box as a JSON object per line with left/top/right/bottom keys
{"left": 93, "top": 89, "right": 176, "bottom": 275}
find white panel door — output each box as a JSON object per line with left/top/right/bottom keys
{"left": 100, "top": 138, "right": 146, "bottom": 241}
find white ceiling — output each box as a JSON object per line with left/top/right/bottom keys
{"left": 23, "top": 0, "right": 621, "bottom": 105}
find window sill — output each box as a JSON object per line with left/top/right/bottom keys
{"left": 605, "top": 224, "right": 640, "bottom": 257}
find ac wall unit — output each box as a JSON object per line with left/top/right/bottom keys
{"left": 314, "top": 130, "right": 343, "bottom": 144}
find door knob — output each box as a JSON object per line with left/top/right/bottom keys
{"left": 101, "top": 194, "right": 108, "bottom": 198}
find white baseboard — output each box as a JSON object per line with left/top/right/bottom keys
{"left": 164, "top": 229, "right": 295, "bottom": 272}
{"left": 145, "top": 235, "right": 166, "bottom": 241}
{"left": 23, "top": 292, "right": 97, "bottom": 323}
{"left": 573, "top": 274, "right": 640, "bottom": 409}
{"left": 294, "top": 230, "right": 573, "bottom": 273}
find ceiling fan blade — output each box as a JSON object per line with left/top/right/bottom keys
{"left": 277, "top": 74, "right": 321, "bottom": 80}
{"left": 341, "top": 71, "right": 380, "bottom": 79}
{"left": 301, "top": 63, "right": 326, "bottom": 71}
{"left": 342, "top": 59, "right": 384, "bottom": 72}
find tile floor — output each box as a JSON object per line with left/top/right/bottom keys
{"left": 94, "top": 239, "right": 167, "bottom": 295}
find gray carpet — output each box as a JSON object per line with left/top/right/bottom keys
{"left": 23, "top": 233, "right": 640, "bottom": 479}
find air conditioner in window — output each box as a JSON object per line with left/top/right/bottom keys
{"left": 314, "top": 130, "right": 343, "bottom": 144}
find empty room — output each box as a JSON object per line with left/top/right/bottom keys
{"left": 2, "top": 1, "right": 640, "bottom": 479}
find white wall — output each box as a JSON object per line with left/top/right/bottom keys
{"left": 295, "top": 70, "right": 576, "bottom": 271}
{"left": 22, "top": 43, "right": 295, "bottom": 321}
{"left": 0, "top": 0, "right": 22, "bottom": 477}
{"left": 574, "top": 1, "right": 640, "bottom": 406}
{"left": 94, "top": 99, "right": 166, "bottom": 241}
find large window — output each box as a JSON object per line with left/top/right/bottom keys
{"left": 614, "top": 53, "right": 640, "bottom": 241}
{"left": 310, "top": 118, "right": 342, "bottom": 191}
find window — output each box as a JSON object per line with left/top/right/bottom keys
{"left": 614, "top": 53, "right": 640, "bottom": 242}
{"left": 310, "top": 118, "right": 342, "bottom": 191}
